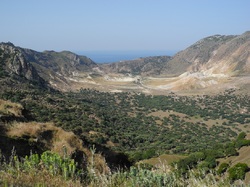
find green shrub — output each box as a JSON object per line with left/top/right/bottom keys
{"left": 217, "top": 163, "right": 229, "bottom": 175}
{"left": 40, "top": 151, "right": 79, "bottom": 179}
{"left": 0, "top": 150, "right": 82, "bottom": 186}
{"left": 228, "top": 163, "right": 248, "bottom": 182}
{"left": 204, "top": 156, "right": 217, "bottom": 169}
{"left": 235, "top": 139, "right": 250, "bottom": 149}
{"left": 237, "top": 132, "right": 247, "bottom": 140}
{"left": 224, "top": 146, "right": 238, "bottom": 157}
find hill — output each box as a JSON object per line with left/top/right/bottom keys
{"left": 0, "top": 99, "right": 108, "bottom": 169}
{"left": 100, "top": 56, "right": 172, "bottom": 76}
{"left": 142, "top": 31, "right": 250, "bottom": 93}
{"left": 0, "top": 42, "right": 101, "bottom": 91}
{"left": 16, "top": 43, "right": 99, "bottom": 91}
{"left": 0, "top": 42, "right": 47, "bottom": 90}
{"left": 1, "top": 31, "right": 250, "bottom": 94}
{"left": 160, "top": 34, "right": 237, "bottom": 75}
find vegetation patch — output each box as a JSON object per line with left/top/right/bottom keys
{"left": 0, "top": 99, "right": 23, "bottom": 117}
{"left": 0, "top": 81, "right": 250, "bottom": 185}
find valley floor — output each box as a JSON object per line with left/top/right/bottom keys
{"left": 56, "top": 72, "right": 250, "bottom": 96}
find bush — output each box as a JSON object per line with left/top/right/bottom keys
{"left": 224, "top": 146, "right": 238, "bottom": 157}
{"left": 0, "top": 150, "right": 82, "bottom": 186}
{"left": 237, "top": 132, "right": 247, "bottom": 140}
{"left": 204, "top": 156, "right": 217, "bottom": 169}
{"left": 217, "top": 163, "right": 229, "bottom": 175}
{"left": 235, "top": 139, "right": 250, "bottom": 149}
{"left": 228, "top": 163, "right": 248, "bottom": 182}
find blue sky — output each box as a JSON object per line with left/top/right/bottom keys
{"left": 1, "top": 0, "right": 249, "bottom": 52}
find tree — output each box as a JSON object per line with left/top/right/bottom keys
{"left": 217, "top": 163, "right": 229, "bottom": 175}
{"left": 228, "top": 163, "right": 248, "bottom": 182}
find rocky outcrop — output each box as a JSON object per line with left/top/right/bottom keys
{"left": 159, "top": 35, "right": 236, "bottom": 75}
{"left": 0, "top": 42, "right": 99, "bottom": 90}
{"left": 21, "top": 49, "right": 98, "bottom": 77}
{"left": 0, "top": 42, "right": 44, "bottom": 83}
{"left": 201, "top": 31, "right": 250, "bottom": 75}
{"left": 161, "top": 31, "right": 250, "bottom": 76}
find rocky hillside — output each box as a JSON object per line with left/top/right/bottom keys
{"left": 102, "top": 31, "right": 250, "bottom": 77}
{"left": 96, "top": 31, "right": 250, "bottom": 93}
{"left": 102, "top": 31, "right": 250, "bottom": 78}
{"left": 0, "top": 31, "right": 249, "bottom": 93}
{"left": 197, "top": 31, "right": 250, "bottom": 76}
{"left": 100, "top": 56, "right": 172, "bottom": 76}
{"left": 0, "top": 42, "right": 45, "bottom": 86}
{"left": 20, "top": 47, "right": 99, "bottom": 91}
{"left": 21, "top": 48, "right": 98, "bottom": 77}
{"left": 145, "top": 31, "right": 250, "bottom": 92}
{"left": 161, "top": 31, "right": 250, "bottom": 76}
{"left": 0, "top": 42, "right": 99, "bottom": 91}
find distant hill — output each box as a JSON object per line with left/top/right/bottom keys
{"left": 20, "top": 47, "right": 99, "bottom": 90}
{"left": 0, "top": 31, "right": 249, "bottom": 93}
{"left": 0, "top": 42, "right": 99, "bottom": 91}
{"left": 21, "top": 49, "right": 98, "bottom": 77}
{"left": 160, "top": 34, "right": 237, "bottom": 76}
{"left": 101, "top": 31, "right": 250, "bottom": 78}
{"left": 150, "top": 31, "right": 250, "bottom": 92}
{"left": 100, "top": 56, "right": 172, "bottom": 76}
{"left": 161, "top": 31, "right": 250, "bottom": 76}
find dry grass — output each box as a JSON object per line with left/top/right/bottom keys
{"left": 0, "top": 169, "right": 82, "bottom": 187}
{"left": 7, "top": 121, "right": 43, "bottom": 137}
{"left": 0, "top": 99, "right": 23, "bottom": 117}
{"left": 6, "top": 122, "right": 110, "bottom": 175}
{"left": 51, "top": 127, "right": 84, "bottom": 156}
{"left": 218, "top": 146, "right": 250, "bottom": 167}
{"left": 144, "top": 77, "right": 179, "bottom": 87}
{"left": 148, "top": 110, "right": 187, "bottom": 119}
{"left": 7, "top": 122, "right": 85, "bottom": 156}
{"left": 140, "top": 154, "right": 186, "bottom": 167}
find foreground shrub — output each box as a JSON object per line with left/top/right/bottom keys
{"left": 0, "top": 149, "right": 247, "bottom": 187}
{"left": 0, "top": 150, "right": 82, "bottom": 186}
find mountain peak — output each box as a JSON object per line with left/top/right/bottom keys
{"left": 0, "top": 42, "right": 15, "bottom": 47}
{"left": 243, "top": 31, "right": 250, "bottom": 35}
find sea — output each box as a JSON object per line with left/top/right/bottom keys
{"left": 76, "top": 50, "right": 177, "bottom": 63}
